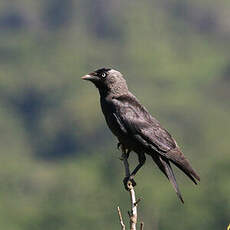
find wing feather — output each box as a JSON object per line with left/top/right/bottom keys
{"left": 113, "top": 93, "right": 176, "bottom": 152}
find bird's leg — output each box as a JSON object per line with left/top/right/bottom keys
{"left": 119, "top": 144, "right": 146, "bottom": 189}
{"left": 123, "top": 149, "right": 137, "bottom": 190}
{"left": 126, "top": 149, "right": 130, "bottom": 159}
{"left": 129, "top": 153, "right": 146, "bottom": 180}
{"left": 123, "top": 161, "right": 136, "bottom": 190}
{"left": 118, "top": 144, "right": 135, "bottom": 190}
{"left": 118, "top": 142, "right": 130, "bottom": 160}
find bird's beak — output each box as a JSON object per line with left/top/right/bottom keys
{"left": 81, "top": 74, "right": 93, "bottom": 81}
{"left": 81, "top": 73, "right": 99, "bottom": 82}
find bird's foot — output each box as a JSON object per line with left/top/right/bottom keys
{"left": 123, "top": 176, "right": 136, "bottom": 190}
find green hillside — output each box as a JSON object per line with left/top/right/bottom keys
{"left": 0, "top": 0, "right": 230, "bottom": 229}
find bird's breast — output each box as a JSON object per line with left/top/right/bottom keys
{"left": 100, "top": 98, "right": 124, "bottom": 137}
{"left": 100, "top": 97, "right": 142, "bottom": 152}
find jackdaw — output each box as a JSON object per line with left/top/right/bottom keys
{"left": 82, "top": 68, "right": 200, "bottom": 203}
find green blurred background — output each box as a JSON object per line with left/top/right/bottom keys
{"left": 0, "top": 0, "right": 230, "bottom": 229}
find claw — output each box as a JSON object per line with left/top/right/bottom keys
{"left": 123, "top": 176, "right": 137, "bottom": 190}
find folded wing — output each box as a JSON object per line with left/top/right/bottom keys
{"left": 113, "top": 93, "right": 200, "bottom": 184}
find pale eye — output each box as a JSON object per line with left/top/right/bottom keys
{"left": 101, "top": 73, "right": 106, "bottom": 78}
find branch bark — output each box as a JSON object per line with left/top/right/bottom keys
{"left": 117, "top": 206, "right": 126, "bottom": 230}
{"left": 121, "top": 151, "right": 138, "bottom": 230}
{"left": 128, "top": 181, "right": 137, "bottom": 230}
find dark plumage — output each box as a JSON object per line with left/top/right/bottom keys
{"left": 82, "top": 68, "right": 200, "bottom": 203}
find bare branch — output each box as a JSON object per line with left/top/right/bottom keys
{"left": 118, "top": 146, "right": 145, "bottom": 230}
{"left": 134, "top": 198, "right": 142, "bottom": 207}
{"left": 128, "top": 182, "right": 137, "bottom": 230}
{"left": 117, "top": 206, "right": 126, "bottom": 230}
{"left": 121, "top": 150, "right": 137, "bottom": 230}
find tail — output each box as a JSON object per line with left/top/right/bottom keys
{"left": 166, "top": 148, "right": 200, "bottom": 184}
{"left": 151, "top": 154, "right": 184, "bottom": 203}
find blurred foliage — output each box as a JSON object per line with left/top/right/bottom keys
{"left": 0, "top": 0, "right": 230, "bottom": 229}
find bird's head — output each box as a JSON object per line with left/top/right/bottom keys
{"left": 81, "top": 68, "right": 128, "bottom": 96}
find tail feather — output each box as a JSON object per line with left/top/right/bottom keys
{"left": 159, "top": 156, "right": 184, "bottom": 203}
{"left": 170, "top": 160, "right": 197, "bottom": 185}
{"left": 151, "top": 154, "right": 184, "bottom": 203}
{"left": 166, "top": 148, "right": 200, "bottom": 184}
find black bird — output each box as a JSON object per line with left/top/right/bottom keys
{"left": 82, "top": 68, "right": 200, "bottom": 203}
